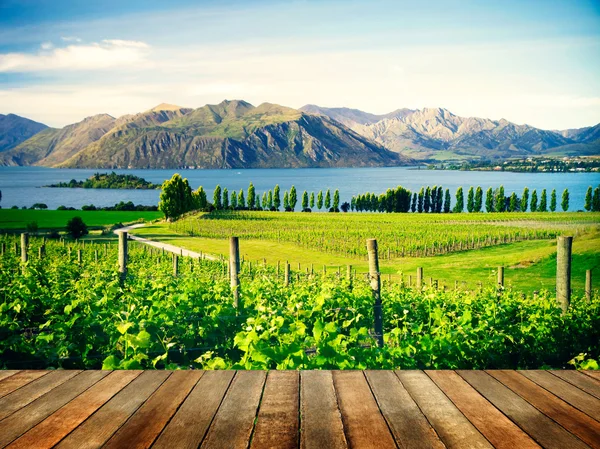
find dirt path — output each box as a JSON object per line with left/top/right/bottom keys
{"left": 116, "top": 223, "right": 217, "bottom": 260}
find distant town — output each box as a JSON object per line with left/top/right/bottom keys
{"left": 432, "top": 156, "right": 600, "bottom": 173}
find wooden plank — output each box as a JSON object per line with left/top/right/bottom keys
{"left": 395, "top": 370, "right": 492, "bottom": 449}
{"left": 332, "top": 371, "right": 396, "bottom": 449}
{"left": 487, "top": 370, "right": 600, "bottom": 448}
{"left": 0, "top": 370, "right": 80, "bottom": 421}
{"left": 0, "top": 371, "right": 48, "bottom": 399}
{"left": 56, "top": 371, "right": 171, "bottom": 449}
{"left": 103, "top": 370, "right": 202, "bottom": 449}
{"left": 201, "top": 370, "right": 267, "bottom": 449}
{"left": 251, "top": 371, "right": 299, "bottom": 449}
{"left": 581, "top": 370, "right": 600, "bottom": 381}
{"left": 551, "top": 370, "right": 600, "bottom": 399}
{"left": 153, "top": 370, "right": 235, "bottom": 449}
{"left": 0, "top": 370, "right": 108, "bottom": 448}
{"left": 365, "top": 370, "right": 444, "bottom": 449}
{"left": 458, "top": 370, "right": 589, "bottom": 449}
{"left": 7, "top": 371, "right": 140, "bottom": 449}
{"left": 426, "top": 370, "right": 540, "bottom": 449}
{"left": 520, "top": 370, "right": 600, "bottom": 421}
{"left": 300, "top": 370, "right": 347, "bottom": 449}
{"left": 0, "top": 371, "right": 20, "bottom": 382}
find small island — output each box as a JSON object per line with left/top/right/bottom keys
{"left": 47, "top": 172, "right": 161, "bottom": 189}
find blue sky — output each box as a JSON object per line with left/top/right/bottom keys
{"left": 1, "top": 0, "right": 599, "bottom": 129}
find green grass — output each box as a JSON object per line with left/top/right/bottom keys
{"left": 132, "top": 212, "right": 600, "bottom": 295}
{"left": 0, "top": 209, "right": 162, "bottom": 230}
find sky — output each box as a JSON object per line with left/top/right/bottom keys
{"left": 0, "top": 0, "right": 599, "bottom": 129}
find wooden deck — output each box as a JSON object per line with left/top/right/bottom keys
{"left": 0, "top": 370, "right": 598, "bottom": 448}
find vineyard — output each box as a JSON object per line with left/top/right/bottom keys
{"left": 168, "top": 211, "right": 600, "bottom": 259}
{"left": 1, "top": 235, "right": 598, "bottom": 370}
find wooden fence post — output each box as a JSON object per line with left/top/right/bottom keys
{"left": 173, "top": 254, "right": 179, "bottom": 276}
{"left": 284, "top": 263, "right": 290, "bottom": 286}
{"left": 230, "top": 237, "right": 240, "bottom": 308}
{"left": 497, "top": 266, "right": 504, "bottom": 287}
{"left": 77, "top": 249, "right": 82, "bottom": 264}
{"left": 585, "top": 269, "right": 592, "bottom": 303}
{"left": 347, "top": 265, "right": 352, "bottom": 288}
{"left": 20, "top": 233, "right": 28, "bottom": 263}
{"left": 94, "top": 249, "right": 98, "bottom": 263}
{"left": 118, "top": 231, "right": 128, "bottom": 281}
{"left": 367, "top": 239, "right": 384, "bottom": 348}
{"left": 416, "top": 267, "right": 423, "bottom": 289}
{"left": 556, "top": 236, "right": 572, "bottom": 313}
{"left": 38, "top": 245, "right": 45, "bottom": 259}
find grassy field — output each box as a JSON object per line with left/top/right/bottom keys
{"left": 132, "top": 211, "right": 600, "bottom": 294}
{"left": 0, "top": 209, "right": 162, "bottom": 230}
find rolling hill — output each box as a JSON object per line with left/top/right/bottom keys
{"left": 0, "top": 114, "right": 48, "bottom": 152}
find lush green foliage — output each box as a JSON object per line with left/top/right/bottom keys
{"left": 47, "top": 172, "right": 160, "bottom": 189}
{"left": 1, "top": 236, "right": 598, "bottom": 370}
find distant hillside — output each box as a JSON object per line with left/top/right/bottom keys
{"left": 300, "top": 105, "right": 600, "bottom": 160}
{"left": 0, "top": 114, "right": 47, "bottom": 152}
{"left": 60, "top": 101, "right": 407, "bottom": 169}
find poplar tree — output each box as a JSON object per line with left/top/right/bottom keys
{"left": 310, "top": 192, "right": 315, "bottom": 209}
{"left": 495, "top": 185, "right": 505, "bottom": 212}
{"left": 474, "top": 186, "right": 483, "bottom": 212}
{"left": 550, "top": 189, "right": 556, "bottom": 212}
{"left": 247, "top": 183, "right": 256, "bottom": 209}
{"left": 509, "top": 192, "right": 518, "bottom": 212}
{"left": 443, "top": 189, "right": 451, "bottom": 213}
{"left": 262, "top": 192, "right": 267, "bottom": 209}
{"left": 333, "top": 189, "right": 340, "bottom": 210}
{"left": 593, "top": 186, "right": 600, "bottom": 212}
{"left": 520, "top": 187, "right": 529, "bottom": 212}
{"left": 411, "top": 193, "right": 417, "bottom": 212}
{"left": 424, "top": 187, "right": 431, "bottom": 212}
{"left": 193, "top": 186, "right": 208, "bottom": 210}
{"left": 467, "top": 187, "right": 474, "bottom": 213}
{"left": 436, "top": 186, "right": 443, "bottom": 212}
{"left": 274, "top": 185, "right": 281, "bottom": 210}
{"left": 485, "top": 187, "right": 494, "bottom": 212}
{"left": 317, "top": 190, "right": 323, "bottom": 210}
{"left": 231, "top": 191, "right": 238, "bottom": 209}
{"left": 256, "top": 193, "right": 261, "bottom": 210}
{"left": 530, "top": 190, "right": 538, "bottom": 212}
{"left": 584, "top": 186, "right": 592, "bottom": 211}
{"left": 289, "top": 186, "right": 297, "bottom": 211}
{"left": 417, "top": 188, "right": 424, "bottom": 213}
{"left": 213, "top": 184, "right": 222, "bottom": 210}
{"left": 325, "top": 189, "right": 331, "bottom": 209}
{"left": 302, "top": 190, "right": 309, "bottom": 210}
{"left": 238, "top": 189, "right": 246, "bottom": 208}
{"left": 561, "top": 188, "right": 569, "bottom": 211}
{"left": 283, "top": 191, "right": 289, "bottom": 210}
{"left": 222, "top": 187, "right": 229, "bottom": 209}
{"left": 538, "top": 189, "right": 547, "bottom": 212}
{"left": 267, "top": 190, "right": 273, "bottom": 210}
{"left": 453, "top": 187, "right": 464, "bottom": 213}
{"left": 431, "top": 186, "right": 438, "bottom": 212}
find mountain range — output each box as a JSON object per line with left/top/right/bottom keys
{"left": 0, "top": 101, "right": 598, "bottom": 169}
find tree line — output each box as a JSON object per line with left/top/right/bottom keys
{"left": 158, "top": 174, "right": 598, "bottom": 219}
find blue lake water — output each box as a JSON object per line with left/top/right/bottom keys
{"left": 0, "top": 166, "right": 598, "bottom": 211}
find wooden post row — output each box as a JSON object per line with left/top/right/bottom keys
{"left": 367, "top": 239, "right": 384, "bottom": 348}
{"left": 21, "top": 233, "right": 28, "bottom": 263}
{"left": 585, "top": 269, "right": 592, "bottom": 303}
{"left": 118, "top": 231, "right": 128, "bottom": 281}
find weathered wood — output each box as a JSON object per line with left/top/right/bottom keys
{"left": 519, "top": 370, "right": 600, "bottom": 421}
{"left": 365, "top": 370, "right": 443, "bottom": 449}
{"left": 173, "top": 254, "right": 179, "bottom": 276}
{"left": 153, "top": 371, "right": 234, "bottom": 449}
{"left": 0, "top": 370, "right": 81, "bottom": 421}
{"left": 416, "top": 267, "right": 423, "bottom": 288}
{"left": 333, "top": 371, "right": 396, "bottom": 448}
{"left": 56, "top": 371, "right": 171, "bottom": 449}
{"left": 230, "top": 237, "right": 240, "bottom": 308}
{"left": 395, "top": 370, "right": 493, "bottom": 448}
{"left": 300, "top": 370, "right": 347, "bottom": 449}
{"left": 104, "top": 370, "right": 202, "bottom": 449}
{"left": 585, "top": 269, "right": 592, "bottom": 302}
{"left": 0, "top": 370, "right": 19, "bottom": 382}
{"left": 367, "top": 239, "right": 383, "bottom": 347}
{"left": 0, "top": 371, "right": 108, "bottom": 448}
{"left": 556, "top": 236, "right": 572, "bottom": 312}
{"left": 8, "top": 371, "right": 140, "bottom": 449}
{"left": 201, "top": 371, "right": 266, "bottom": 449}
{"left": 458, "top": 370, "right": 589, "bottom": 449}
{"left": 285, "top": 262, "right": 290, "bottom": 286}
{"left": 251, "top": 371, "right": 299, "bottom": 449}
{"left": 77, "top": 248, "right": 82, "bottom": 264}
{"left": 487, "top": 370, "right": 600, "bottom": 447}
{"left": 497, "top": 266, "right": 504, "bottom": 287}
{"left": 0, "top": 371, "right": 48, "bottom": 399}
{"left": 550, "top": 370, "right": 600, "bottom": 399}
{"left": 581, "top": 370, "right": 600, "bottom": 381}
{"left": 427, "top": 370, "right": 539, "bottom": 449}
{"left": 20, "top": 233, "right": 28, "bottom": 263}
{"left": 118, "top": 231, "right": 128, "bottom": 280}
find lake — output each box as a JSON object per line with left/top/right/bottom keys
{"left": 0, "top": 166, "right": 598, "bottom": 210}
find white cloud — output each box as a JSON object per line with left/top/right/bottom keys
{"left": 61, "top": 36, "right": 82, "bottom": 42}
{"left": 40, "top": 42, "right": 53, "bottom": 50}
{"left": 0, "top": 39, "right": 151, "bottom": 72}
